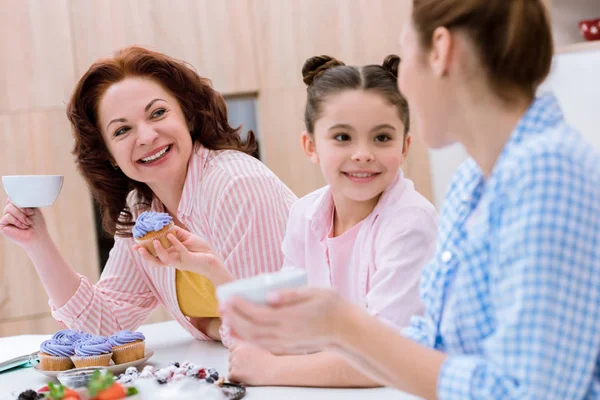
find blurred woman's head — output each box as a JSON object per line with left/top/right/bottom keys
{"left": 399, "top": 0, "right": 553, "bottom": 148}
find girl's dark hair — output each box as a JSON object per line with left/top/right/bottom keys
{"left": 302, "top": 54, "right": 409, "bottom": 134}
{"left": 67, "top": 46, "right": 257, "bottom": 237}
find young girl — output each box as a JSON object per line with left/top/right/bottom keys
{"left": 222, "top": 1, "right": 600, "bottom": 399}
{"left": 227, "top": 55, "right": 438, "bottom": 387}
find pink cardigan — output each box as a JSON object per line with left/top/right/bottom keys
{"left": 281, "top": 172, "right": 437, "bottom": 329}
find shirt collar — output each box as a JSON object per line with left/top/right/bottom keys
{"left": 178, "top": 146, "right": 209, "bottom": 218}
{"left": 307, "top": 170, "right": 405, "bottom": 241}
{"left": 456, "top": 93, "right": 564, "bottom": 205}
{"left": 489, "top": 93, "right": 564, "bottom": 182}
{"left": 151, "top": 146, "right": 208, "bottom": 218}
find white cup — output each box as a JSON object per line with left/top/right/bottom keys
{"left": 2, "top": 175, "right": 64, "bottom": 208}
{"left": 217, "top": 269, "right": 308, "bottom": 305}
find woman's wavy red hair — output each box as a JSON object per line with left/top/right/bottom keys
{"left": 67, "top": 46, "right": 257, "bottom": 237}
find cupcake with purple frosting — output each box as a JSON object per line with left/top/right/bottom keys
{"left": 109, "top": 330, "right": 146, "bottom": 364}
{"left": 38, "top": 339, "right": 76, "bottom": 371}
{"left": 133, "top": 211, "right": 175, "bottom": 256}
{"left": 51, "top": 329, "right": 91, "bottom": 345}
{"left": 71, "top": 335, "right": 113, "bottom": 368}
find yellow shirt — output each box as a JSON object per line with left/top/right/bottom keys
{"left": 176, "top": 270, "right": 219, "bottom": 318}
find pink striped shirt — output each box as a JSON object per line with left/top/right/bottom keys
{"left": 281, "top": 171, "right": 438, "bottom": 329}
{"left": 51, "top": 147, "right": 296, "bottom": 345}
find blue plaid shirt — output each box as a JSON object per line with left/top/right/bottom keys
{"left": 403, "top": 94, "right": 600, "bottom": 399}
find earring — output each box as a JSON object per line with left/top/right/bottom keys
{"left": 111, "top": 162, "right": 119, "bottom": 170}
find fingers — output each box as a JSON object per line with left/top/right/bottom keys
{"left": 0, "top": 211, "right": 29, "bottom": 229}
{"left": 153, "top": 240, "right": 180, "bottom": 266}
{"left": 221, "top": 298, "right": 281, "bottom": 343}
{"left": 167, "top": 233, "right": 188, "bottom": 254}
{"left": 134, "top": 245, "right": 163, "bottom": 267}
{"left": 223, "top": 312, "right": 277, "bottom": 343}
{"left": 267, "top": 288, "right": 315, "bottom": 307}
{"left": 3, "top": 202, "right": 32, "bottom": 227}
{"left": 229, "top": 297, "right": 280, "bottom": 327}
{"left": 6, "top": 199, "right": 35, "bottom": 216}
{"left": 171, "top": 225, "right": 191, "bottom": 241}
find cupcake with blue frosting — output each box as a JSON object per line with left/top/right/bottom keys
{"left": 71, "top": 335, "right": 113, "bottom": 368}
{"left": 109, "top": 330, "right": 146, "bottom": 364}
{"left": 51, "top": 329, "right": 91, "bottom": 345}
{"left": 133, "top": 211, "right": 175, "bottom": 256}
{"left": 38, "top": 339, "right": 76, "bottom": 371}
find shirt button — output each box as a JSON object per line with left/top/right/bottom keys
{"left": 441, "top": 251, "right": 452, "bottom": 263}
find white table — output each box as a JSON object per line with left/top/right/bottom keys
{"left": 0, "top": 321, "right": 419, "bottom": 399}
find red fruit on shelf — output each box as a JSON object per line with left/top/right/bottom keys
{"left": 579, "top": 18, "right": 600, "bottom": 41}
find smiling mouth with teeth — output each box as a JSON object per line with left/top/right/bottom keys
{"left": 139, "top": 145, "right": 171, "bottom": 164}
{"left": 344, "top": 172, "right": 379, "bottom": 178}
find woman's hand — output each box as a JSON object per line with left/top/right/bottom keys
{"left": 134, "top": 225, "right": 234, "bottom": 284}
{"left": 220, "top": 288, "right": 347, "bottom": 354}
{"left": 0, "top": 198, "right": 50, "bottom": 249}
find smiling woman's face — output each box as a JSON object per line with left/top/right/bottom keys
{"left": 97, "top": 77, "right": 193, "bottom": 187}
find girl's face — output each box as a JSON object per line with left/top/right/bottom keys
{"left": 97, "top": 77, "right": 193, "bottom": 188}
{"left": 303, "top": 89, "right": 409, "bottom": 205}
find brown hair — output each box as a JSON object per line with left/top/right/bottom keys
{"left": 67, "top": 46, "right": 257, "bottom": 237}
{"left": 302, "top": 55, "right": 410, "bottom": 135}
{"left": 412, "top": 0, "right": 553, "bottom": 100}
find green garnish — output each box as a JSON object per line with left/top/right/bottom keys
{"left": 48, "top": 382, "right": 65, "bottom": 400}
{"left": 126, "top": 387, "right": 139, "bottom": 396}
{"left": 87, "top": 369, "right": 116, "bottom": 397}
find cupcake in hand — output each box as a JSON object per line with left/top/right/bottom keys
{"left": 71, "top": 336, "right": 113, "bottom": 368}
{"left": 133, "top": 211, "right": 175, "bottom": 257}
{"left": 109, "top": 330, "right": 146, "bottom": 364}
{"left": 38, "top": 339, "right": 76, "bottom": 371}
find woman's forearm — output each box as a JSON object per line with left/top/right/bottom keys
{"left": 26, "top": 234, "right": 81, "bottom": 308}
{"left": 335, "top": 305, "right": 445, "bottom": 400}
{"left": 268, "top": 351, "right": 382, "bottom": 387}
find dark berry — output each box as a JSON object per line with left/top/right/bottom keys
{"left": 156, "top": 378, "right": 168, "bottom": 385}
{"left": 169, "top": 361, "right": 180, "bottom": 368}
{"left": 205, "top": 377, "right": 215, "bottom": 384}
{"left": 17, "top": 390, "right": 42, "bottom": 400}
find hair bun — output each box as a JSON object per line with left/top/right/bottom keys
{"left": 302, "top": 55, "right": 345, "bottom": 86}
{"left": 382, "top": 55, "right": 401, "bottom": 79}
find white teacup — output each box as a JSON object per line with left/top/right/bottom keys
{"left": 1, "top": 175, "right": 64, "bottom": 208}
{"left": 217, "top": 269, "right": 308, "bottom": 305}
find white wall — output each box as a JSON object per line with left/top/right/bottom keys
{"left": 428, "top": 145, "right": 467, "bottom": 209}
{"left": 540, "top": 46, "right": 600, "bottom": 149}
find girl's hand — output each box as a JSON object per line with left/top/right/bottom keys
{"left": 221, "top": 288, "right": 347, "bottom": 354}
{"left": 228, "top": 342, "right": 280, "bottom": 385}
{"left": 0, "top": 198, "right": 50, "bottom": 249}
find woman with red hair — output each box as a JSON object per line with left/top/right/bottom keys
{"left": 0, "top": 46, "right": 296, "bottom": 344}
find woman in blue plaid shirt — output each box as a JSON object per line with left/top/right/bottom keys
{"left": 221, "top": 0, "right": 600, "bottom": 398}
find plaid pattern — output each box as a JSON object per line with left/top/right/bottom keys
{"left": 403, "top": 94, "right": 600, "bottom": 399}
